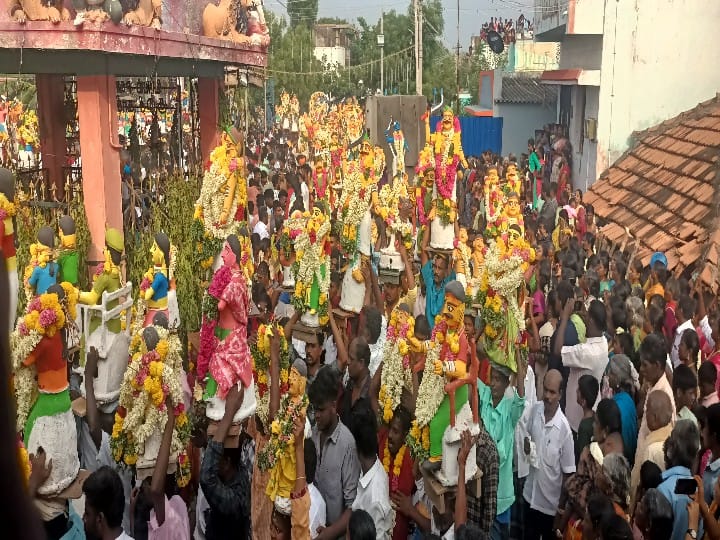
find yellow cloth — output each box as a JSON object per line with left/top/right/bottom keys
{"left": 266, "top": 445, "right": 297, "bottom": 504}
{"left": 645, "top": 283, "right": 665, "bottom": 305}
{"left": 291, "top": 491, "right": 311, "bottom": 540}
{"left": 399, "top": 286, "right": 418, "bottom": 311}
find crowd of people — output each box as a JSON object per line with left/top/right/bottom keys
{"left": 5, "top": 111, "right": 720, "bottom": 540}
{"left": 478, "top": 15, "right": 534, "bottom": 46}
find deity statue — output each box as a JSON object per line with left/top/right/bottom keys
{"left": 290, "top": 203, "right": 331, "bottom": 327}
{"left": 10, "top": 0, "right": 70, "bottom": 22}
{"left": 202, "top": 0, "right": 270, "bottom": 47}
{"left": 414, "top": 146, "right": 435, "bottom": 250}
{"left": 0, "top": 168, "right": 18, "bottom": 332}
{"left": 311, "top": 153, "right": 331, "bottom": 203}
{"left": 12, "top": 284, "right": 81, "bottom": 496}
{"left": 58, "top": 215, "right": 79, "bottom": 286}
{"left": 200, "top": 234, "right": 257, "bottom": 425}
{"left": 467, "top": 235, "right": 486, "bottom": 297}
{"left": 453, "top": 228, "right": 471, "bottom": 289}
{"left": 484, "top": 166, "right": 503, "bottom": 226}
{"left": 423, "top": 107, "right": 468, "bottom": 250}
{"left": 386, "top": 119, "right": 409, "bottom": 178}
{"left": 504, "top": 163, "right": 522, "bottom": 196}
{"left": 410, "top": 281, "right": 478, "bottom": 485}
{"left": 276, "top": 91, "right": 291, "bottom": 129}
{"left": 141, "top": 232, "right": 178, "bottom": 328}
{"left": 338, "top": 139, "right": 384, "bottom": 314}
{"left": 25, "top": 226, "right": 58, "bottom": 298}
{"left": 262, "top": 360, "right": 309, "bottom": 515}
{"left": 77, "top": 228, "right": 131, "bottom": 405}
{"left": 499, "top": 192, "right": 525, "bottom": 242}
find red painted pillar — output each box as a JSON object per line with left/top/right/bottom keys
{"left": 36, "top": 74, "right": 67, "bottom": 197}
{"left": 198, "top": 77, "right": 220, "bottom": 162}
{"left": 76, "top": 75, "right": 123, "bottom": 262}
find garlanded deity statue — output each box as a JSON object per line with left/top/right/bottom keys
{"left": 378, "top": 173, "right": 412, "bottom": 276}
{"left": 380, "top": 305, "right": 416, "bottom": 423}
{"left": 10, "top": 0, "right": 70, "bottom": 22}
{"left": 139, "top": 232, "right": 179, "bottom": 328}
{"left": 25, "top": 226, "right": 58, "bottom": 299}
{"left": 290, "top": 203, "right": 331, "bottom": 327}
{"left": 484, "top": 166, "right": 503, "bottom": 227}
{"left": 312, "top": 153, "right": 331, "bottom": 203}
{"left": 422, "top": 106, "right": 468, "bottom": 250}
{"left": 289, "top": 93, "right": 300, "bottom": 132}
{"left": 385, "top": 119, "right": 409, "bottom": 178}
{"left": 259, "top": 359, "right": 309, "bottom": 515}
{"left": 338, "top": 138, "right": 384, "bottom": 314}
{"left": 453, "top": 228, "right": 472, "bottom": 289}
{"left": 202, "top": 0, "right": 270, "bottom": 46}
{"left": 71, "top": 0, "right": 123, "bottom": 25}
{"left": 408, "top": 281, "right": 477, "bottom": 485}
{"left": 0, "top": 168, "right": 18, "bottom": 331}
{"left": 478, "top": 234, "right": 535, "bottom": 373}
{"left": 11, "top": 283, "right": 81, "bottom": 496}
{"left": 414, "top": 145, "right": 436, "bottom": 249}
{"left": 499, "top": 191, "right": 525, "bottom": 242}
{"left": 275, "top": 91, "right": 291, "bottom": 129}
{"left": 197, "top": 234, "right": 257, "bottom": 425}
{"left": 504, "top": 163, "right": 522, "bottom": 196}
{"left": 58, "top": 215, "right": 79, "bottom": 286}
{"left": 195, "top": 128, "right": 247, "bottom": 238}
{"left": 467, "top": 235, "right": 485, "bottom": 297}
{"left": 111, "top": 325, "right": 191, "bottom": 485}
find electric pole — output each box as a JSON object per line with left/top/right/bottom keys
{"left": 378, "top": 13, "right": 385, "bottom": 94}
{"left": 416, "top": 0, "right": 423, "bottom": 95}
{"left": 455, "top": 0, "right": 461, "bottom": 114}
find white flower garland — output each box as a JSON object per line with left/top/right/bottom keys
{"left": 414, "top": 345, "right": 445, "bottom": 428}
{"left": 197, "top": 162, "right": 242, "bottom": 239}
{"left": 294, "top": 217, "right": 331, "bottom": 294}
{"left": 484, "top": 241, "right": 526, "bottom": 331}
{"left": 380, "top": 340, "right": 404, "bottom": 417}
{"left": 10, "top": 325, "right": 43, "bottom": 431}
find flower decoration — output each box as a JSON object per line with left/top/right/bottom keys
{"left": 197, "top": 265, "right": 232, "bottom": 381}
{"left": 380, "top": 310, "right": 415, "bottom": 423}
{"left": 0, "top": 192, "right": 17, "bottom": 221}
{"left": 250, "top": 322, "right": 290, "bottom": 427}
{"left": 257, "top": 392, "right": 308, "bottom": 472}
{"left": 111, "top": 324, "right": 190, "bottom": 485}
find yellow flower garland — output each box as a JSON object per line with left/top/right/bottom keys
{"left": 382, "top": 440, "right": 407, "bottom": 480}
{"left": 0, "top": 193, "right": 17, "bottom": 217}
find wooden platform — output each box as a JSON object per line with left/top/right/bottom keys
{"left": 421, "top": 467, "right": 483, "bottom": 515}
{"left": 292, "top": 321, "right": 327, "bottom": 343}
{"left": 207, "top": 421, "right": 244, "bottom": 448}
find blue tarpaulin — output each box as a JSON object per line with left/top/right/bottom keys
{"left": 430, "top": 115, "right": 504, "bottom": 156}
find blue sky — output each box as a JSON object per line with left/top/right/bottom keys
{"left": 263, "top": 0, "right": 529, "bottom": 50}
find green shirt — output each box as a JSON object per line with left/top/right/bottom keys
{"left": 529, "top": 151, "right": 541, "bottom": 173}
{"left": 58, "top": 250, "right": 79, "bottom": 286}
{"left": 89, "top": 272, "right": 121, "bottom": 334}
{"left": 478, "top": 380, "right": 525, "bottom": 514}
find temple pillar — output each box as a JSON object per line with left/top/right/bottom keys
{"left": 198, "top": 77, "right": 220, "bottom": 161}
{"left": 36, "top": 74, "right": 67, "bottom": 196}
{"left": 76, "top": 75, "right": 123, "bottom": 262}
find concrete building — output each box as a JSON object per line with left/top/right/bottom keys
{"left": 535, "top": 0, "right": 720, "bottom": 190}
{"left": 313, "top": 23, "right": 354, "bottom": 69}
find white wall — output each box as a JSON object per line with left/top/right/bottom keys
{"left": 498, "top": 102, "right": 558, "bottom": 157}
{"left": 570, "top": 86, "right": 599, "bottom": 192}
{"left": 558, "top": 35, "right": 603, "bottom": 70}
{"left": 570, "top": 0, "right": 604, "bottom": 35}
{"left": 313, "top": 46, "right": 347, "bottom": 68}
{"left": 596, "top": 0, "right": 720, "bottom": 179}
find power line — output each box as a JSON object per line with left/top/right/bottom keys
{"left": 266, "top": 45, "right": 414, "bottom": 76}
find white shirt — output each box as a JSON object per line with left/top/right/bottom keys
{"left": 368, "top": 316, "right": 388, "bottom": 378}
{"left": 194, "top": 483, "right": 208, "bottom": 539}
{"left": 673, "top": 319, "right": 695, "bottom": 367}
{"left": 323, "top": 336, "right": 338, "bottom": 369}
{"left": 514, "top": 365, "right": 537, "bottom": 478}
{"left": 352, "top": 459, "right": 394, "bottom": 540}
{"left": 253, "top": 220, "right": 270, "bottom": 240}
{"left": 561, "top": 335, "right": 609, "bottom": 432}
{"left": 523, "top": 402, "right": 576, "bottom": 516}
{"left": 309, "top": 483, "right": 327, "bottom": 539}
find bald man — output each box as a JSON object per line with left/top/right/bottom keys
{"left": 631, "top": 390, "right": 674, "bottom": 508}
{"left": 523, "top": 370, "right": 576, "bottom": 540}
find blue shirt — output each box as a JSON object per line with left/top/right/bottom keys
{"left": 704, "top": 456, "right": 720, "bottom": 506}
{"left": 658, "top": 465, "right": 703, "bottom": 540}
{"left": 150, "top": 271, "right": 169, "bottom": 301}
{"left": 478, "top": 379, "right": 525, "bottom": 514}
{"left": 29, "top": 262, "right": 58, "bottom": 295}
{"left": 420, "top": 260, "right": 456, "bottom": 328}
{"left": 613, "top": 391, "right": 637, "bottom": 463}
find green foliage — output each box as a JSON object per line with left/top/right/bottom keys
{"left": 287, "top": 0, "right": 318, "bottom": 27}
{"left": 68, "top": 194, "right": 91, "bottom": 291}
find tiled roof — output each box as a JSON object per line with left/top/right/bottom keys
{"left": 495, "top": 76, "right": 557, "bottom": 104}
{"left": 585, "top": 95, "right": 720, "bottom": 290}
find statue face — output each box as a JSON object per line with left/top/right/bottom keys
{"left": 508, "top": 228, "right": 522, "bottom": 244}
{"left": 151, "top": 241, "right": 164, "bottom": 266}
{"left": 458, "top": 228, "right": 468, "bottom": 243}
{"left": 506, "top": 164, "right": 517, "bottom": 175}
{"left": 506, "top": 196, "right": 520, "bottom": 218}
{"left": 288, "top": 367, "right": 307, "bottom": 397}
{"left": 507, "top": 171, "right": 519, "bottom": 184}
{"left": 473, "top": 237, "right": 484, "bottom": 251}
{"left": 425, "top": 171, "right": 435, "bottom": 186}
{"left": 442, "top": 109, "right": 454, "bottom": 128}
{"left": 488, "top": 168, "right": 499, "bottom": 183}
{"left": 442, "top": 294, "right": 464, "bottom": 329}
{"left": 221, "top": 241, "right": 236, "bottom": 268}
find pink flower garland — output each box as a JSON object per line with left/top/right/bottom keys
{"left": 435, "top": 154, "right": 459, "bottom": 200}
{"left": 197, "top": 266, "right": 232, "bottom": 380}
